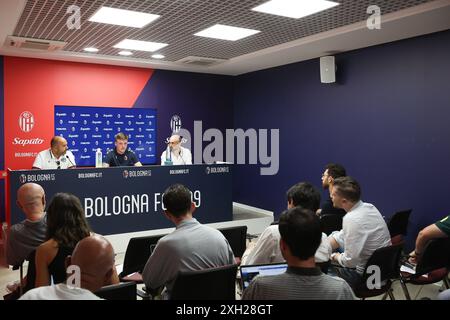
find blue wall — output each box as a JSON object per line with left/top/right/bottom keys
{"left": 233, "top": 30, "right": 450, "bottom": 250}
{"left": 133, "top": 70, "right": 234, "bottom": 160}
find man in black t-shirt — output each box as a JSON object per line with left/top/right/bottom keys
{"left": 103, "top": 132, "right": 142, "bottom": 167}
{"left": 318, "top": 163, "right": 347, "bottom": 216}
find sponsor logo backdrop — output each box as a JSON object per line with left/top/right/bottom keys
{"left": 4, "top": 57, "right": 153, "bottom": 170}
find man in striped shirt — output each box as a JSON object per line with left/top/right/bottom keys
{"left": 242, "top": 207, "right": 354, "bottom": 300}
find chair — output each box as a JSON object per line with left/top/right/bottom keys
{"left": 218, "top": 226, "right": 247, "bottom": 262}
{"left": 170, "top": 264, "right": 238, "bottom": 300}
{"left": 119, "top": 234, "right": 166, "bottom": 282}
{"left": 352, "top": 243, "right": 404, "bottom": 300}
{"left": 95, "top": 282, "right": 137, "bottom": 300}
{"left": 400, "top": 238, "right": 450, "bottom": 300}
{"left": 319, "top": 214, "right": 343, "bottom": 236}
{"left": 387, "top": 209, "right": 412, "bottom": 242}
{"left": 316, "top": 260, "right": 331, "bottom": 274}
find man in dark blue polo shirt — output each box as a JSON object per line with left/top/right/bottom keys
{"left": 103, "top": 132, "right": 142, "bottom": 167}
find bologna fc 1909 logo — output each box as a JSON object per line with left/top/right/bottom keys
{"left": 19, "top": 174, "right": 27, "bottom": 184}
{"left": 170, "top": 115, "right": 181, "bottom": 133}
{"left": 19, "top": 111, "right": 35, "bottom": 132}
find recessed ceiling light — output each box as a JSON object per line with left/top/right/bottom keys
{"left": 118, "top": 50, "right": 133, "bottom": 56}
{"left": 151, "top": 54, "right": 165, "bottom": 59}
{"left": 83, "top": 47, "right": 99, "bottom": 53}
{"left": 194, "top": 24, "right": 260, "bottom": 41}
{"left": 252, "top": 0, "right": 339, "bottom": 19}
{"left": 88, "top": 6, "right": 160, "bottom": 28}
{"left": 113, "top": 39, "right": 168, "bottom": 52}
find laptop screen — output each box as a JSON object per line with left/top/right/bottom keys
{"left": 240, "top": 263, "right": 288, "bottom": 290}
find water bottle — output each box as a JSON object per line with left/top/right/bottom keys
{"left": 95, "top": 148, "right": 102, "bottom": 168}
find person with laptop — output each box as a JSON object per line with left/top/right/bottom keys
{"left": 241, "top": 182, "right": 331, "bottom": 266}
{"left": 142, "top": 184, "right": 235, "bottom": 299}
{"left": 242, "top": 207, "right": 354, "bottom": 300}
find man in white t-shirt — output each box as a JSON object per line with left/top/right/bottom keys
{"left": 161, "top": 134, "right": 192, "bottom": 165}
{"left": 32, "top": 136, "right": 76, "bottom": 169}
{"left": 20, "top": 235, "right": 116, "bottom": 300}
{"left": 241, "top": 182, "right": 332, "bottom": 266}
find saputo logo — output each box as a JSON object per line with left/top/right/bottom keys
{"left": 13, "top": 137, "right": 44, "bottom": 146}
{"left": 14, "top": 111, "right": 44, "bottom": 146}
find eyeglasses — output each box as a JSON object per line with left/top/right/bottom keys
{"left": 56, "top": 160, "right": 61, "bottom": 169}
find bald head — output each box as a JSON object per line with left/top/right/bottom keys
{"left": 169, "top": 135, "right": 182, "bottom": 144}
{"left": 17, "top": 183, "right": 45, "bottom": 219}
{"left": 70, "top": 235, "right": 115, "bottom": 292}
{"left": 50, "top": 136, "right": 68, "bottom": 157}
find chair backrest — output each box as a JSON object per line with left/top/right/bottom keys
{"left": 416, "top": 238, "right": 450, "bottom": 275}
{"left": 319, "top": 214, "right": 343, "bottom": 236}
{"left": 361, "top": 243, "right": 403, "bottom": 284}
{"left": 1, "top": 223, "right": 9, "bottom": 262}
{"left": 316, "top": 260, "right": 331, "bottom": 274}
{"left": 95, "top": 282, "right": 137, "bottom": 300}
{"left": 218, "top": 226, "right": 247, "bottom": 258}
{"left": 120, "top": 234, "right": 166, "bottom": 277}
{"left": 387, "top": 209, "right": 412, "bottom": 237}
{"left": 170, "top": 264, "right": 238, "bottom": 300}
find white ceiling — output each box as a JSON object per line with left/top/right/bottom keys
{"left": 0, "top": 0, "right": 449, "bottom": 76}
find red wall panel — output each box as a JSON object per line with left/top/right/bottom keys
{"left": 4, "top": 57, "right": 153, "bottom": 169}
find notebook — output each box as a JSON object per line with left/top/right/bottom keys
{"left": 240, "top": 263, "right": 288, "bottom": 290}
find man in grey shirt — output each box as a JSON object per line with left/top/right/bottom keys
{"left": 242, "top": 207, "right": 354, "bottom": 300}
{"left": 142, "top": 184, "right": 235, "bottom": 298}
{"left": 6, "top": 183, "right": 47, "bottom": 266}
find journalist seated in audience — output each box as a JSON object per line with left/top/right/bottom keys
{"left": 4, "top": 183, "right": 47, "bottom": 297}
{"left": 318, "top": 163, "right": 347, "bottom": 216}
{"left": 409, "top": 214, "right": 450, "bottom": 264}
{"left": 142, "top": 184, "right": 234, "bottom": 299}
{"left": 21, "top": 235, "right": 116, "bottom": 300}
{"left": 241, "top": 182, "right": 331, "bottom": 266}
{"left": 328, "top": 177, "right": 391, "bottom": 289}
{"left": 34, "top": 192, "right": 119, "bottom": 288}
{"left": 242, "top": 207, "right": 354, "bottom": 300}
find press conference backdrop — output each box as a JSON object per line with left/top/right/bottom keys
{"left": 9, "top": 164, "right": 233, "bottom": 235}
{"left": 54, "top": 106, "right": 157, "bottom": 166}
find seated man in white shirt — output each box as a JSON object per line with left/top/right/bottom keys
{"left": 20, "top": 235, "right": 116, "bottom": 300}
{"left": 328, "top": 176, "right": 391, "bottom": 289}
{"left": 241, "top": 182, "right": 332, "bottom": 266}
{"left": 161, "top": 134, "right": 192, "bottom": 165}
{"left": 32, "top": 136, "right": 76, "bottom": 169}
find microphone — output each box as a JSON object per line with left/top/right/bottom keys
{"left": 65, "top": 154, "right": 75, "bottom": 167}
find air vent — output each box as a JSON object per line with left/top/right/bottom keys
{"left": 178, "top": 56, "right": 226, "bottom": 67}
{"left": 6, "top": 36, "right": 67, "bottom": 52}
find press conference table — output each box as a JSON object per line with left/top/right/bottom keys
{"left": 7, "top": 164, "right": 232, "bottom": 236}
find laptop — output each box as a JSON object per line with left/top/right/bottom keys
{"left": 239, "top": 263, "right": 288, "bottom": 290}
{"left": 120, "top": 243, "right": 159, "bottom": 282}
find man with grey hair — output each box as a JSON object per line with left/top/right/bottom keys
{"left": 20, "top": 235, "right": 116, "bottom": 300}
{"left": 6, "top": 183, "right": 47, "bottom": 267}
{"left": 161, "top": 134, "right": 192, "bottom": 165}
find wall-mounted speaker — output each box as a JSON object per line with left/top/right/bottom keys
{"left": 320, "top": 56, "right": 336, "bottom": 83}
